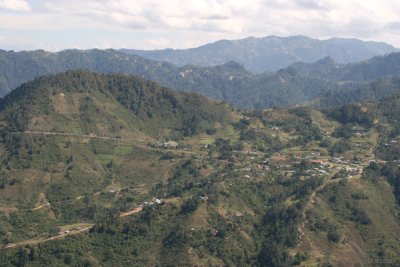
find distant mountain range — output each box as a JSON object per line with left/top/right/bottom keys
{"left": 1, "top": 41, "right": 400, "bottom": 109}
{"left": 0, "top": 49, "right": 256, "bottom": 101}
{"left": 120, "top": 35, "right": 398, "bottom": 73}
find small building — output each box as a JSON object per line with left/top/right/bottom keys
{"left": 311, "top": 159, "right": 324, "bottom": 165}
{"left": 164, "top": 141, "right": 179, "bottom": 148}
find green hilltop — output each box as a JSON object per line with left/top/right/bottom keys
{"left": 0, "top": 70, "right": 232, "bottom": 135}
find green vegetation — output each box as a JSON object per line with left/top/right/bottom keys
{"left": 0, "top": 71, "right": 400, "bottom": 266}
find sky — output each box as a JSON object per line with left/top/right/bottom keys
{"left": 0, "top": 0, "right": 399, "bottom": 51}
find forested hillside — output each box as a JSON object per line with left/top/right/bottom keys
{"left": 289, "top": 53, "right": 400, "bottom": 82}
{"left": 0, "top": 72, "right": 399, "bottom": 266}
{"left": 318, "top": 76, "right": 400, "bottom": 107}
{"left": 0, "top": 70, "right": 231, "bottom": 136}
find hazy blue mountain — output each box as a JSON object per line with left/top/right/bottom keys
{"left": 0, "top": 49, "right": 258, "bottom": 104}
{"left": 120, "top": 35, "right": 398, "bottom": 73}
{"left": 289, "top": 52, "right": 400, "bottom": 82}
{"left": 0, "top": 49, "right": 178, "bottom": 96}
{"left": 2, "top": 48, "right": 400, "bottom": 109}
{"left": 0, "top": 48, "right": 340, "bottom": 108}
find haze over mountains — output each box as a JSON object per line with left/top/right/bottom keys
{"left": 121, "top": 35, "right": 399, "bottom": 73}
{"left": 1, "top": 42, "right": 400, "bottom": 109}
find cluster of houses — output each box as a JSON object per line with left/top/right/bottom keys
{"left": 306, "top": 157, "right": 364, "bottom": 177}
{"left": 228, "top": 147, "right": 368, "bottom": 181}
{"left": 304, "top": 159, "right": 331, "bottom": 176}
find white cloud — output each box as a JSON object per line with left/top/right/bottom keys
{"left": 40, "top": 0, "right": 260, "bottom": 33}
{"left": 0, "top": 0, "right": 30, "bottom": 12}
{"left": 148, "top": 37, "right": 170, "bottom": 48}
{"left": 0, "top": 0, "right": 400, "bottom": 49}
{"left": 0, "top": 34, "right": 56, "bottom": 50}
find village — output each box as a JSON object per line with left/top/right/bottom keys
{"left": 2, "top": 112, "right": 390, "bottom": 256}
{"left": 208, "top": 146, "right": 372, "bottom": 184}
